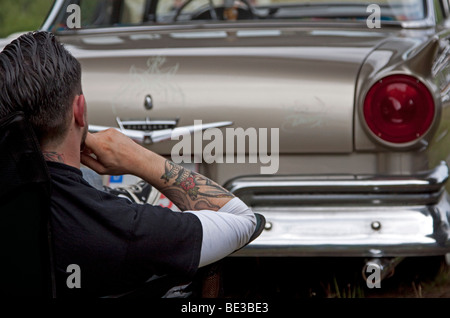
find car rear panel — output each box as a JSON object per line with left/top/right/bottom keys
{"left": 60, "top": 25, "right": 391, "bottom": 155}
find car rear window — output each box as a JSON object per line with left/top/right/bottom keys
{"left": 50, "top": 0, "right": 427, "bottom": 31}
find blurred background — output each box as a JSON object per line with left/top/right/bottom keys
{"left": 0, "top": 0, "right": 53, "bottom": 38}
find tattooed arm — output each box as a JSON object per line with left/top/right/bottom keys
{"left": 81, "top": 129, "right": 234, "bottom": 211}
{"left": 81, "top": 129, "right": 257, "bottom": 266}
{"left": 159, "top": 160, "right": 234, "bottom": 211}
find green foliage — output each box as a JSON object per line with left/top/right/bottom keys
{"left": 0, "top": 0, "right": 54, "bottom": 38}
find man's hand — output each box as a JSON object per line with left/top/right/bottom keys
{"left": 80, "top": 129, "right": 147, "bottom": 176}
{"left": 81, "top": 129, "right": 234, "bottom": 211}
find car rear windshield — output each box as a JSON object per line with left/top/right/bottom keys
{"left": 50, "top": 0, "right": 427, "bottom": 31}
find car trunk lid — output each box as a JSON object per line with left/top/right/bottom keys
{"left": 62, "top": 25, "right": 393, "bottom": 155}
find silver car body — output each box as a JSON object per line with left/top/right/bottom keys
{"left": 26, "top": 0, "right": 450, "bottom": 258}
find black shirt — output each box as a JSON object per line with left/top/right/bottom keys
{"left": 47, "top": 162, "right": 202, "bottom": 297}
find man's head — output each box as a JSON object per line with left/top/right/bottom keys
{"left": 0, "top": 31, "right": 84, "bottom": 148}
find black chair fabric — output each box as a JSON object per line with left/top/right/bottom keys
{"left": 0, "top": 111, "right": 55, "bottom": 297}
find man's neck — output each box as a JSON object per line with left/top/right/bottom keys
{"left": 42, "top": 151, "right": 66, "bottom": 164}
{"left": 42, "top": 144, "right": 81, "bottom": 169}
{"left": 41, "top": 125, "right": 84, "bottom": 169}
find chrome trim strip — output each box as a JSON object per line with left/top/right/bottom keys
{"left": 226, "top": 161, "right": 449, "bottom": 206}
{"left": 89, "top": 121, "right": 233, "bottom": 144}
{"left": 41, "top": 0, "right": 66, "bottom": 32}
{"left": 52, "top": 20, "right": 423, "bottom": 37}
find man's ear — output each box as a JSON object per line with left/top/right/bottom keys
{"left": 73, "top": 94, "right": 86, "bottom": 127}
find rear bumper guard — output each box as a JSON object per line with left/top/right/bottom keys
{"left": 225, "top": 161, "right": 450, "bottom": 257}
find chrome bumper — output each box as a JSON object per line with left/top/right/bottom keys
{"left": 225, "top": 161, "right": 450, "bottom": 257}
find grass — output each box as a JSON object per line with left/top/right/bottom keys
{"left": 370, "top": 258, "right": 450, "bottom": 298}
{"left": 219, "top": 256, "right": 450, "bottom": 298}
{"left": 0, "top": 0, "right": 54, "bottom": 38}
{"left": 330, "top": 275, "right": 365, "bottom": 298}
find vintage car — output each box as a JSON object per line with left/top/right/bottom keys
{"left": 14, "top": 0, "right": 450, "bottom": 281}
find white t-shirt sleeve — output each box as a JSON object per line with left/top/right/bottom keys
{"left": 185, "top": 197, "right": 256, "bottom": 268}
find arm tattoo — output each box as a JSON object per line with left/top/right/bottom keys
{"left": 160, "top": 160, "right": 234, "bottom": 211}
{"left": 42, "top": 151, "right": 65, "bottom": 163}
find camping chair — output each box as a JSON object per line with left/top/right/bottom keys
{"left": 0, "top": 111, "right": 56, "bottom": 297}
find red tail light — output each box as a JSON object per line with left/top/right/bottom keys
{"left": 363, "top": 74, "right": 435, "bottom": 144}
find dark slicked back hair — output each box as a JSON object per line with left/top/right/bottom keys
{"left": 0, "top": 31, "right": 81, "bottom": 145}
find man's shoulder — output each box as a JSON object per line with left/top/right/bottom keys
{"left": 46, "top": 161, "right": 83, "bottom": 179}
